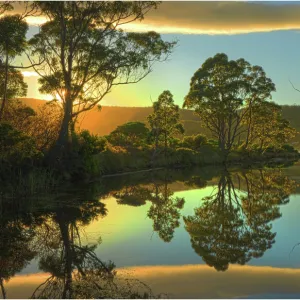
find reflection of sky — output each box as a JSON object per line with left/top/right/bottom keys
{"left": 19, "top": 187, "right": 300, "bottom": 276}
{"left": 88, "top": 189, "right": 300, "bottom": 269}
{"left": 7, "top": 264, "right": 300, "bottom": 299}
{"left": 12, "top": 178, "right": 300, "bottom": 298}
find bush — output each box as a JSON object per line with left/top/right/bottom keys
{"left": 173, "top": 147, "right": 198, "bottom": 165}
{"left": 0, "top": 123, "right": 41, "bottom": 170}
{"left": 181, "top": 134, "right": 207, "bottom": 151}
{"left": 281, "top": 144, "right": 296, "bottom": 153}
{"left": 67, "top": 130, "right": 107, "bottom": 178}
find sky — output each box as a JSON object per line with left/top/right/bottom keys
{"left": 17, "top": 1, "right": 300, "bottom": 107}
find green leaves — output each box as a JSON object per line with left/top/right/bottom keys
{"left": 184, "top": 53, "right": 276, "bottom": 158}
{"left": 148, "top": 90, "right": 184, "bottom": 149}
{"left": 0, "top": 15, "right": 28, "bottom": 57}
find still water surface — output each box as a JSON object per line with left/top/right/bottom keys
{"left": 1, "top": 162, "right": 300, "bottom": 298}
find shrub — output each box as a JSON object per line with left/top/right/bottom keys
{"left": 281, "top": 144, "right": 296, "bottom": 153}
{"left": 0, "top": 123, "right": 41, "bottom": 169}
{"left": 181, "top": 134, "right": 207, "bottom": 151}
{"left": 67, "top": 130, "right": 108, "bottom": 178}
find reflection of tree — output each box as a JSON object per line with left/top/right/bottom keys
{"left": 31, "top": 197, "right": 153, "bottom": 299}
{"left": 184, "top": 168, "right": 295, "bottom": 271}
{"left": 0, "top": 219, "right": 36, "bottom": 299}
{"left": 114, "top": 186, "right": 152, "bottom": 207}
{"left": 111, "top": 173, "right": 186, "bottom": 243}
{"left": 147, "top": 182, "right": 184, "bottom": 242}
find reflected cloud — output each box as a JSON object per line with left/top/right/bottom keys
{"left": 5, "top": 265, "right": 300, "bottom": 299}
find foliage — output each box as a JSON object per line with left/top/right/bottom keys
{"left": 148, "top": 90, "right": 184, "bottom": 153}
{"left": 0, "top": 68, "right": 27, "bottom": 99}
{"left": 28, "top": 1, "right": 176, "bottom": 162}
{"left": 248, "top": 101, "right": 296, "bottom": 151}
{"left": 0, "top": 14, "right": 28, "bottom": 119}
{"left": 180, "top": 134, "right": 207, "bottom": 151}
{"left": 183, "top": 53, "right": 276, "bottom": 160}
{"left": 184, "top": 168, "right": 295, "bottom": 271}
{"left": 68, "top": 130, "right": 108, "bottom": 178}
{"left": 107, "top": 121, "right": 150, "bottom": 147}
{"left": 0, "top": 123, "right": 41, "bottom": 168}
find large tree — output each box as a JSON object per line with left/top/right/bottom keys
{"left": 28, "top": 2, "right": 176, "bottom": 164}
{"left": 183, "top": 53, "right": 275, "bottom": 160}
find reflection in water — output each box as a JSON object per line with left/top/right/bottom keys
{"left": 112, "top": 172, "right": 185, "bottom": 242}
{"left": 0, "top": 218, "right": 36, "bottom": 299}
{"left": 0, "top": 165, "right": 298, "bottom": 298}
{"left": 184, "top": 168, "right": 296, "bottom": 271}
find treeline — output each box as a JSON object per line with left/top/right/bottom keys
{"left": 0, "top": 2, "right": 299, "bottom": 187}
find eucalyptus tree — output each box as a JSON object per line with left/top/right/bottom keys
{"left": 0, "top": 14, "right": 28, "bottom": 120}
{"left": 248, "top": 101, "right": 296, "bottom": 151}
{"left": 148, "top": 90, "right": 184, "bottom": 155}
{"left": 183, "top": 53, "right": 275, "bottom": 160}
{"left": 28, "top": 1, "right": 176, "bottom": 164}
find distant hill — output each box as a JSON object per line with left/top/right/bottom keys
{"left": 19, "top": 98, "right": 300, "bottom": 148}
{"left": 19, "top": 98, "right": 204, "bottom": 136}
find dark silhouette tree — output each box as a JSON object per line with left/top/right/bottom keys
{"left": 0, "top": 219, "right": 36, "bottom": 299}
{"left": 31, "top": 201, "right": 154, "bottom": 299}
{"left": 28, "top": 2, "right": 176, "bottom": 165}
{"left": 0, "top": 14, "right": 28, "bottom": 120}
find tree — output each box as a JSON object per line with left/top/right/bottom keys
{"left": 247, "top": 101, "right": 296, "bottom": 151}
{"left": 28, "top": 2, "right": 176, "bottom": 164}
{"left": 0, "top": 14, "right": 28, "bottom": 120}
{"left": 148, "top": 90, "right": 184, "bottom": 157}
{"left": 107, "top": 121, "right": 150, "bottom": 147}
{"left": 183, "top": 53, "right": 275, "bottom": 161}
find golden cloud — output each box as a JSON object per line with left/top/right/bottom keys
{"left": 123, "top": 2, "right": 300, "bottom": 35}
{"left": 7, "top": 2, "right": 300, "bottom": 35}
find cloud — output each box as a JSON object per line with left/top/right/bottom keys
{"left": 8, "top": 2, "right": 300, "bottom": 35}
{"left": 122, "top": 2, "right": 300, "bottom": 35}
{"left": 22, "top": 71, "right": 39, "bottom": 77}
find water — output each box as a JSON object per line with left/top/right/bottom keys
{"left": 1, "top": 162, "right": 300, "bottom": 299}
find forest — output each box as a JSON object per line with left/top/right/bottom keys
{"left": 0, "top": 1, "right": 299, "bottom": 194}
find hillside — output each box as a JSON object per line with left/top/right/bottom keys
{"left": 19, "top": 98, "right": 300, "bottom": 148}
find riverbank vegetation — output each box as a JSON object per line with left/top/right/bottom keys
{"left": 0, "top": 2, "right": 299, "bottom": 189}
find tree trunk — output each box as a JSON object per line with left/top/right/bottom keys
{"left": 46, "top": 96, "right": 73, "bottom": 166}
{"left": 164, "top": 132, "right": 167, "bottom": 160}
{"left": 0, "top": 278, "right": 6, "bottom": 299}
{"left": 0, "top": 51, "right": 9, "bottom": 121}
{"left": 245, "top": 105, "right": 253, "bottom": 149}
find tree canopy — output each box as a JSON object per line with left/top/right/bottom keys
{"left": 183, "top": 53, "right": 276, "bottom": 159}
